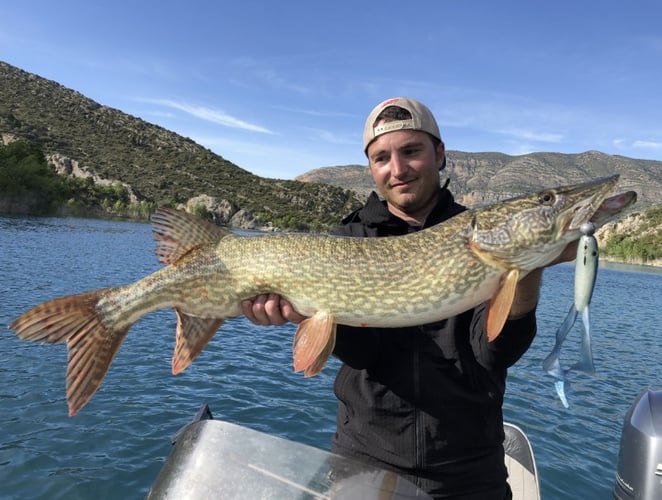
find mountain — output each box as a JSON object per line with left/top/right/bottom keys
{"left": 0, "top": 61, "right": 361, "bottom": 230}
{"left": 297, "top": 152, "right": 662, "bottom": 210}
{"left": 298, "top": 160, "right": 662, "bottom": 266}
{"left": 2, "top": 60, "right": 660, "bottom": 233}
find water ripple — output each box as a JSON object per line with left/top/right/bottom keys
{"left": 1, "top": 216, "right": 660, "bottom": 499}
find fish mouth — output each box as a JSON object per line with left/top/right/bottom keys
{"left": 589, "top": 190, "right": 637, "bottom": 227}
{"left": 560, "top": 175, "right": 629, "bottom": 232}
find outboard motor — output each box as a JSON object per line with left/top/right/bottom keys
{"left": 613, "top": 388, "right": 662, "bottom": 500}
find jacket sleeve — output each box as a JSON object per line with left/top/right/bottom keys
{"left": 469, "top": 303, "right": 537, "bottom": 370}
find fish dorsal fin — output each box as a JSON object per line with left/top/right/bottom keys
{"left": 151, "top": 208, "right": 230, "bottom": 265}
{"left": 486, "top": 268, "right": 519, "bottom": 341}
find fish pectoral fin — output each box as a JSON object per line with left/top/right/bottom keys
{"left": 172, "top": 310, "right": 225, "bottom": 375}
{"left": 292, "top": 312, "right": 336, "bottom": 376}
{"left": 486, "top": 269, "right": 519, "bottom": 341}
{"left": 9, "top": 289, "right": 129, "bottom": 417}
{"left": 303, "top": 324, "right": 337, "bottom": 378}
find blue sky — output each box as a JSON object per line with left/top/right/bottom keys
{"left": 2, "top": 1, "right": 661, "bottom": 179}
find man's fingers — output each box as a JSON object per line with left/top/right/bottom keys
{"left": 280, "top": 299, "right": 306, "bottom": 324}
{"left": 242, "top": 294, "right": 287, "bottom": 326}
{"left": 241, "top": 299, "right": 258, "bottom": 323}
{"left": 263, "top": 294, "right": 286, "bottom": 324}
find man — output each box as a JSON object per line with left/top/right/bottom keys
{"left": 243, "top": 97, "right": 574, "bottom": 499}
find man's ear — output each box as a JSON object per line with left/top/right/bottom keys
{"left": 437, "top": 141, "right": 446, "bottom": 171}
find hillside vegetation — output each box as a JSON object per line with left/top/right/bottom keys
{"left": 0, "top": 61, "right": 659, "bottom": 263}
{"left": 598, "top": 205, "right": 662, "bottom": 265}
{"left": 0, "top": 61, "right": 360, "bottom": 230}
{"left": 0, "top": 141, "right": 154, "bottom": 217}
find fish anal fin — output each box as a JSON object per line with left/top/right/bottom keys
{"left": 292, "top": 312, "right": 336, "bottom": 376}
{"left": 152, "top": 208, "right": 231, "bottom": 265}
{"left": 9, "top": 289, "right": 130, "bottom": 417}
{"left": 486, "top": 269, "right": 519, "bottom": 341}
{"left": 172, "top": 310, "right": 224, "bottom": 375}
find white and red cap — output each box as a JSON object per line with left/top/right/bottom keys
{"left": 362, "top": 97, "right": 442, "bottom": 152}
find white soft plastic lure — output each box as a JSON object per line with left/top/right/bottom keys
{"left": 542, "top": 222, "right": 599, "bottom": 408}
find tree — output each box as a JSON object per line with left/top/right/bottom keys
{"left": 0, "top": 141, "right": 67, "bottom": 212}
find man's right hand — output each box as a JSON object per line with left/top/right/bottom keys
{"left": 241, "top": 294, "right": 306, "bottom": 326}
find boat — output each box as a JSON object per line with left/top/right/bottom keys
{"left": 613, "top": 388, "right": 662, "bottom": 500}
{"left": 148, "top": 388, "right": 662, "bottom": 499}
{"left": 504, "top": 422, "right": 540, "bottom": 500}
{"left": 147, "top": 406, "right": 540, "bottom": 499}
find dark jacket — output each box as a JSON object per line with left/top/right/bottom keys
{"left": 330, "top": 187, "right": 537, "bottom": 499}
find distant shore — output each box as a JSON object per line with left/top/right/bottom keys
{"left": 600, "top": 258, "right": 662, "bottom": 272}
{"left": 2, "top": 208, "right": 660, "bottom": 269}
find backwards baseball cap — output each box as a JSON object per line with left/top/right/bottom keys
{"left": 362, "top": 97, "right": 442, "bottom": 152}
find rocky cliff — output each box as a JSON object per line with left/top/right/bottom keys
{"left": 297, "top": 151, "right": 662, "bottom": 210}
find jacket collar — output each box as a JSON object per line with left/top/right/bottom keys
{"left": 341, "top": 180, "right": 462, "bottom": 233}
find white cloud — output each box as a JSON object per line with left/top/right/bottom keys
{"left": 272, "top": 105, "right": 356, "bottom": 119}
{"left": 632, "top": 139, "right": 662, "bottom": 150}
{"left": 150, "top": 99, "right": 274, "bottom": 134}
{"left": 496, "top": 127, "right": 564, "bottom": 143}
{"left": 228, "top": 56, "right": 313, "bottom": 96}
{"left": 304, "top": 128, "right": 358, "bottom": 145}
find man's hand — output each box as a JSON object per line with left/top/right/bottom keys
{"left": 241, "top": 294, "right": 306, "bottom": 326}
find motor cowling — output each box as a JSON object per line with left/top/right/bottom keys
{"left": 613, "top": 388, "right": 662, "bottom": 500}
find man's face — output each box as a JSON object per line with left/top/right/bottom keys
{"left": 366, "top": 129, "right": 445, "bottom": 223}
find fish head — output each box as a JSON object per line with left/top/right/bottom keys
{"left": 469, "top": 175, "right": 634, "bottom": 271}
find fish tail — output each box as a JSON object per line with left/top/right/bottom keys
{"left": 542, "top": 303, "right": 577, "bottom": 378}
{"left": 572, "top": 307, "right": 596, "bottom": 374}
{"left": 554, "top": 380, "right": 570, "bottom": 409}
{"left": 9, "top": 289, "right": 130, "bottom": 416}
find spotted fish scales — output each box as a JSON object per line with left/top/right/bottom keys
{"left": 9, "top": 175, "right": 636, "bottom": 416}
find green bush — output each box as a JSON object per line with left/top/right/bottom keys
{"left": 602, "top": 207, "right": 662, "bottom": 263}
{"left": 0, "top": 140, "right": 152, "bottom": 218}
{"left": 0, "top": 141, "right": 67, "bottom": 211}
{"left": 191, "top": 204, "right": 209, "bottom": 219}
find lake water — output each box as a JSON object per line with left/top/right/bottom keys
{"left": 1, "top": 215, "right": 660, "bottom": 499}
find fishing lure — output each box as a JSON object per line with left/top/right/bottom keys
{"left": 542, "top": 222, "right": 599, "bottom": 408}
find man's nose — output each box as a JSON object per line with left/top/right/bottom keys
{"left": 389, "top": 153, "right": 408, "bottom": 177}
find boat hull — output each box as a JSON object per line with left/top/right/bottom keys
{"left": 148, "top": 406, "right": 540, "bottom": 500}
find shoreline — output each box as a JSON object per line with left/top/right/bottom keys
{"left": 600, "top": 259, "right": 662, "bottom": 273}
{"left": 2, "top": 209, "right": 660, "bottom": 270}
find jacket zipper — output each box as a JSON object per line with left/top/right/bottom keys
{"left": 413, "top": 327, "right": 424, "bottom": 470}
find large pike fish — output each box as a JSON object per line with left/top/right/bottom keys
{"left": 9, "top": 175, "right": 636, "bottom": 416}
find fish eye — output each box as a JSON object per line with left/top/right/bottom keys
{"left": 538, "top": 191, "right": 555, "bottom": 205}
